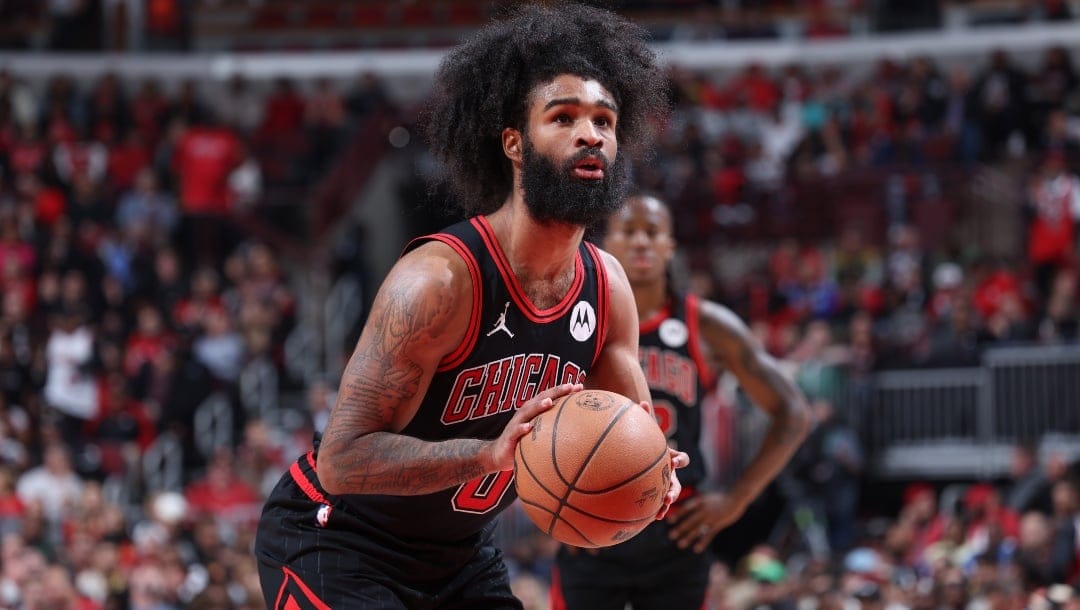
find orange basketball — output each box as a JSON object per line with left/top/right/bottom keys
{"left": 514, "top": 389, "right": 670, "bottom": 548}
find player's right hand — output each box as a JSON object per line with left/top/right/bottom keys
{"left": 484, "top": 383, "right": 583, "bottom": 472}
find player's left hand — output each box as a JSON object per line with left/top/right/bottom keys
{"left": 666, "top": 491, "right": 747, "bottom": 552}
{"left": 656, "top": 447, "right": 689, "bottom": 521}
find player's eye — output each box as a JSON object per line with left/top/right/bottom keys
{"left": 554, "top": 113, "right": 572, "bottom": 124}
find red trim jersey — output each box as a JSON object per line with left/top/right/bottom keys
{"left": 638, "top": 293, "right": 715, "bottom": 488}
{"left": 327, "top": 216, "right": 610, "bottom": 542}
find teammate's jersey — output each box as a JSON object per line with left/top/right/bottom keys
{"left": 638, "top": 293, "right": 714, "bottom": 488}
{"left": 332, "top": 216, "right": 610, "bottom": 542}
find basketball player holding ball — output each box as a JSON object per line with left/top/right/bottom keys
{"left": 254, "top": 5, "right": 689, "bottom": 609}
{"left": 551, "top": 194, "right": 812, "bottom": 610}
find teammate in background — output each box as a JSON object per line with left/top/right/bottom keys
{"left": 254, "top": 6, "right": 688, "bottom": 609}
{"left": 552, "top": 194, "right": 811, "bottom": 610}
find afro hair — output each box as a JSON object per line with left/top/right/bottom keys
{"left": 422, "top": 2, "right": 669, "bottom": 217}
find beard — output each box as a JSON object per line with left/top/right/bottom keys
{"left": 520, "top": 136, "right": 630, "bottom": 228}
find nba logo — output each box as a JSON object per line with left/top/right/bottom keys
{"left": 316, "top": 504, "right": 332, "bottom": 528}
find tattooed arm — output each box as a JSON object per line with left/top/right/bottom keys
{"left": 698, "top": 300, "right": 811, "bottom": 508}
{"left": 317, "top": 242, "right": 571, "bottom": 496}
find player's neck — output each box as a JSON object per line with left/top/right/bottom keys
{"left": 632, "top": 281, "right": 668, "bottom": 321}
{"left": 486, "top": 202, "right": 583, "bottom": 282}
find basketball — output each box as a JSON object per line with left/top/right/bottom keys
{"left": 514, "top": 389, "right": 670, "bottom": 548}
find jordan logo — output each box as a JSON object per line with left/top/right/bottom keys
{"left": 487, "top": 302, "right": 515, "bottom": 338}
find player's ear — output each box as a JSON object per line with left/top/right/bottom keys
{"left": 502, "top": 128, "right": 523, "bottom": 163}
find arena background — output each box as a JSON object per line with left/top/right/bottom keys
{"left": 0, "top": 1, "right": 1079, "bottom": 608}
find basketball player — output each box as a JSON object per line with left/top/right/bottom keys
{"left": 254, "top": 6, "right": 689, "bottom": 609}
{"left": 551, "top": 194, "right": 811, "bottom": 610}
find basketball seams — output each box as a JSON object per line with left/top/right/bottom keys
{"left": 549, "top": 398, "right": 634, "bottom": 532}
{"left": 560, "top": 398, "right": 636, "bottom": 493}
{"left": 566, "top": 446, "right": 668, "bottom": 495}
{"left": 513, "top": 389, "right": 668, "bottom": 548}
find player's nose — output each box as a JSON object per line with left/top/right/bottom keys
{"left": 574, "top": 121, "right": 603, "bottom": 148}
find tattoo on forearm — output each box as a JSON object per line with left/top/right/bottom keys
{"left": 321, "top": 276, "right": 485, "bottom": 495}
{"left": 338, "top": 434, "right": 488, "bottom": 494}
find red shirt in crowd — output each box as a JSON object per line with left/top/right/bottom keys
{"left": 107, "top": 137, "right": 151, "bottom": 192}
{"left": 172, "top": 126, "right": 241, "bottom": 215}
{"left": 1028, "top": 170, "right": 1079, "bottom": 266}
{"left": 973, "top": 269, "right": 1023, "bottom": 320}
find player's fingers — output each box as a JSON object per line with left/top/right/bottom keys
{"left": 669, "top": 448, "right": 690, "bottom": 469}
{"left": 509, "top": 421, "right": 536, "bottom": 442}
{"left": 665, "top": 477, "right": 680, "bottom": 505}
{"left": 677, "top": 496, "right": 702, "bottom": 513}
{"left": 532, "top": 382, "right": 582, "bottom": 405}
{"left": 670, "top": 518, "right": 705, "bottom": 548}
{"left": 515, "top": 397, "right": 554, "bottom": 424}
{"left": 693, "top": 529, "right": 715, "bottom": 553}
{"left": 655, "top": 503, "right": 670, "bottom": 521}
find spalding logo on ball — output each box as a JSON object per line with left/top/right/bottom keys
{"left": 514, "top": 389, "right": 670, "bottom": 548}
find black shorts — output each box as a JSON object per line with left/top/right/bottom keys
{"left": 254, "top": 455, "right": 522, "bottom": 610}
{"left": 551, "top": 517, "right": 711, "bottom": 610}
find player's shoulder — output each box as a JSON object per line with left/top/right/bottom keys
{"left": 690, "top": 295, "right": 752, "bottom": 339}
{"left": 590, "top": 245, "right": 629, "bottom": 280}
{"left": 386, "top": 239, "right": 476, "bottom": 303}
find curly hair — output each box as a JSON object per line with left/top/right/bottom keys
{"left": 422, "top": 2, "right": 669, "bottom": 216}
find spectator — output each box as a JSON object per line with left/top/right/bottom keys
{"left": 0, "top": 466, "right": 25, "bottom": 536}
{"left": 105, "top": 131, "right": 151, "bottom": 194}
{"left": 345, "top": 72, "right": 391, "bottom": 119}
{"left": 85, "top": 372, "right": 155, "bottom": 477}
{"left": 259, "top": 78, "right": 305, "bottom": 137}
{"left": 211, "top": 75, "right": 263, "bottom": 136}
{"left": 192, "top": 308, "right": 244, "bottom": 383}
{"left": 115, "top": 167, "right": 178, "bottom": 247}
{"left": 129, "top": 79, "right": 170, "bottom": 148}
{"left": 184, "top": 449, "right": 259, "bottom": 526}
{"left": 172, "top": 266, "right": 225, "bottom": 334}
{"left": 1037, "top": 269, "right": 1078, "bottom": 343}
{"left": 43, "top": 306, "right": 98, "bottom": 447}
{"left": 15, "top": 442, "right": 81, "bottom": 525}
{"left": 1008, "top": 442, "right": 1055, "bottom": 514}
{"left": 1027, "top": 151, "right": 1080, "bottom": 300}
{"left": 304, "top": 77, "right": 347, "bottom": 173}
{"left": 123, "top": 303, "right": 173, "bottom": 380}
{"left": 793, "top": 398, "right": 864, "bottom": 554}
{"left": 171, "top": 113, "right": 241, "bottom": 266}
{"left": 970, "top": 50, "right": 1029, "bottom": 160}
{"left": 1050, "top": 478, "right": 1080, "bottom": 585}
{"left": 226, "top": 144, "right": 262, "bottom": 211}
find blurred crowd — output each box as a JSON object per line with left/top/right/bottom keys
{"left": 0, "top": 67, "right": 391, "bottom": 607}
{"left": 642, "top": 46, "right": 1080, "bottom": 371}
{"left": 500, "top": 454, "right": 1080, "bottom": 610}
{"left": 0, "top": 29, "right": 1079, "bottom": 610}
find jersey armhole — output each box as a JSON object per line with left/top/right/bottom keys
{"left": 416, "top": 234, "right": 484, "bottom": 373}
{"left": 585, "top": 242, "right": 610, "bottom": 370}
{"left": 685, "top": 294, "right": 717, "bottom": 389}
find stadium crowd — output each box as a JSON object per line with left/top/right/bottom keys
{"left": 0, "top": 38, "right": 1077, "bottom": 610}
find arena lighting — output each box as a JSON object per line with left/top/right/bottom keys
{"left": 1, "top": 19, "right": 1079, "bottom": 82}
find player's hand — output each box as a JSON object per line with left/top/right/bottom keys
{"left": 562, "top": 544, "right": 598, "bottom": 557}
{"left": 666, "top": 491, "right": 748, "bottom": 552}
{"left": 484, "top": 383, "right": 582, "bottom": 472}
{"left": 656, "top": 446, "right": 689, "bottom": 521}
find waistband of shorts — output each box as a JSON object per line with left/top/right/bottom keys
{"left": 289, "top": 450, "right": 328, "bottom": 505}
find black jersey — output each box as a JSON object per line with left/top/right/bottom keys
{"left": 330, "top": 216, "right": 610, "bottom": 543}
{"left": 638, "top": 293, "right": 714, "bottom": 489}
